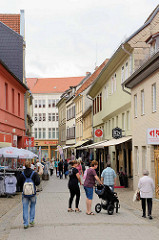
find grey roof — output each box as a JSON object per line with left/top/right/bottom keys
{"left": 0, "top": 21, "right": 23, "bottom": 82}
{"left": 124, "top": 5, "right": 159, "bottom": 43}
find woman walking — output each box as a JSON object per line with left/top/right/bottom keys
{"left": 68, "top": 160, "right": 82, "bottom": 212}
{"left": 138, "top": 170, "right": 155, "bottom": 219}
{"left": 84, "top": 160, "right": 102, "bottom": 215}
{"left": 76, "top": 159, "right": 83, "bottom": 182}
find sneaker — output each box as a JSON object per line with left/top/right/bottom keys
{"left": 30, "top": 221, "right": 35, "bottom": 227}
{"left": 24, "top": 225, "right": 29, "bottom": 229}
{"left": 149, "top": 216, "right": 153, "bottom": 220}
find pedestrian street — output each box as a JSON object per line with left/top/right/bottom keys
{"left": 7, "top": 175, "right": 159, "bottom": 240}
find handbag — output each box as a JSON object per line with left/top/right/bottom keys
{"left": 133, "top": 190, "right": 140, "bottom": 202}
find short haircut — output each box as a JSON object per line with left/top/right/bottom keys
{"left": 25, "top": 160, "right": 31, "bottom": 168}
{"left": 69, "top": 160, "right": 77, "bottom": 166}
{"left": 91, "top": 160, "right": 98, "bottom": 167}
{"left": 143, "top": 169, "right": 149, "bottom": 176}
{"left": 107, "top": 162, "right": 111, "bottom": 167}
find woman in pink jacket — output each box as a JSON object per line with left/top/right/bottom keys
{"left": 138, "top": 170, "right": 155, "bottom": 219}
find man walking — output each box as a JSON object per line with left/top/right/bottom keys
{"left": 101, "top": 162, "right": 116, "bottom": 192}
{"left": 58, "top": 159, "right": 64, "bottom": 179}
{"left": 18, "top": 160, "right": 40, "bottom": 229}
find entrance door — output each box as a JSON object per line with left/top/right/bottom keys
{"left": 154, "top": 150, "right": 159, "bottom": 199}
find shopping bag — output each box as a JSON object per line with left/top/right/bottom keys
{"left": 57, "top": 171, "right": 59, "bottom": 177}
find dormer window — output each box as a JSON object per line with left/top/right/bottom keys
{"left": 146, "top": 33, "right": 159, "bottom": 57}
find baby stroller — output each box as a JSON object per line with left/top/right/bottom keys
{"left": 95, "top": 185, "right": 120, "bottom": 215}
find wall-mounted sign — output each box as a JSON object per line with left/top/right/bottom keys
{"left": 95, "top": 129, "right": 103, "bottom": 138}
{"left": 23, "top": 137, "right": 34, "bottom": 147}
{"left": 147, "top": 128, "right": 159, "bottom": 145}
{"left": 12, "top": 135, "right": 17, "bottom": 147}
{"left": 112, "top": 127, "right": 122, "bottom": 139}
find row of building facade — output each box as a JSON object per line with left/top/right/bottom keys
{"left": 0, "top": 11, "right": 33, "bottom": 150}
{"left": 57, "top": 5, "right": 159, "bottom": 198}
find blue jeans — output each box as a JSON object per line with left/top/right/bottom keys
{"left": 22, "top": 195, "right": 37, "bottom": 226}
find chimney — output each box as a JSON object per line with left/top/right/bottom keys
{"left": 86, "top": 72, "right": 91, "bottom": 76}
{"left": 20, "top": 10, "right": 25, "bottom": 38}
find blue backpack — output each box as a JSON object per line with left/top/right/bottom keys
{"left": 22, "top": 171, "right": 36, "bottom": 197}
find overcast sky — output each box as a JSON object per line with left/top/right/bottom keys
{"left": 1, "top": 0, "right": 159, "bottom": 78}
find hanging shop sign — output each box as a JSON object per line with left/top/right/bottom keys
{"left": 147, "top": 128, "right": 159, "bottom": 145}
{"left": 112, "top": 127, "right": 122, "bottom": 139}
{"left": 95, "top": 129, "right": 103, "bottom": 138}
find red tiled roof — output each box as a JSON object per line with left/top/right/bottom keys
{"left": 0, "top": 14, "right": 20, "bottom": 34}
{"left": 26, "top": 77, "right": 85, "bottom": 93}
{"left": 75, "top": 59, "right": 109, "bottom": 96}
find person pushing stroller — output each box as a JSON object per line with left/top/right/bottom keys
{"left": 101, "top": 162, "right": 116, "bottom": 192}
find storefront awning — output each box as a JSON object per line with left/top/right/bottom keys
{"left": 72, "top": 139, "right": 91, "bottom": 148}
{"left": 95, "top": 136, "right": 132, "bottom": 149}
{"left": 77, "top": 140, "right": 108, "bottom": 150}
{"left": 55, "top": 145, "right": 71, "bottom": 151}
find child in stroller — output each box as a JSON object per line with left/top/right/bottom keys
{"left": 95, "top": 185, "right": 120, "bottom": 215}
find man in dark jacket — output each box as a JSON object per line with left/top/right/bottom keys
{"left": 18, "top": 160, "right": 40, "bottom": 229}
{"left": 58, "top": 160, "right": 63, "bottom": 179}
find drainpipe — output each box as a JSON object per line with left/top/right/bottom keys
{"left": 121, "top": 44, "right": 131, "bottom": 95}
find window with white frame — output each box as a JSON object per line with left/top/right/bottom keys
{"left": 48, "top": 99, "right": 51, "bottom": 108}
{"left": 39, "top": 100, "right": 42, "bottom": 108}
{"left": 42, "top": 113, "right": 46, "bottom": 121}
{"left": 111, "top": 76, "right": 114, "bottom": 94}
{"left": 114, "top": 73, "right": 117, "bottom": 92}
{"left": 42, "top": 128, "right": 46, "bottom": 139}
{"left": 134, "top": 94, "right": 137, "bottom": 117}
{"left": 141, "top": 90, "right": 145, "bottom": 115}
{"left": 39, "top": 113, "right": 42, "bottom": 121}
{"left": 34, "top": 113, "right": 37, "bottom": 122}
{"left": 152, "top": 83, "right": 156, "bottom": 112}
{"left": 52, "top": 128, "right": 55, "bottom": 139}
{"left": 48, "top": 113, "right": 51, "bottom": 121}
{"left": 56, "top": 128, "right": 59, "bottom": 139}
{"left": 122, "top": 113, "right": 125, "bottom": 130}
{"left": 112, "top": 118, "right": 114, "bottom": 129}
{"left": 127, "top": 111, "right": 130, "bottom": 130}
{"left": 52, "top": 113, "right": 55, "bottom": 121}
{"left": 52, "top": 99, "right": 55, "bottom": 107}
{"left": 39, "top": 128, "right": 42, "bottom": 139}
{"left": 48, "top": 128, "right": 51, "bottom": 139}
{"left": 121, "top": 66, "right": 124, "bottom": 83}
{"left": 116, "top": 115, "right": 118, "bottom": 127}
{"left": 34, "top": 100, "right": 38, "bottom": 108}
{"left": 35, "top": 128, "right": 37, "bottom": 139}
{"left": 56, "top": 113, "right": 58, "bottom": 121}
{"left": 125, "top": 62, "right": 128, "bottom": 79}
{"left": 42, "top": 100, "right": 45, "bottom": 108}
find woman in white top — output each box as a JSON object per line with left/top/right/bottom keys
{"left": 138, "top": 170, "right": 155, "bottom": 219}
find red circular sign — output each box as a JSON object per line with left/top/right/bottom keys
{"left": 95, "top": 129, "right": 103, "bottom": 137}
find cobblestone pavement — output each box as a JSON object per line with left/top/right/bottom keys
{"left": 1, "top": 175, "right": 159, "bottom": 240}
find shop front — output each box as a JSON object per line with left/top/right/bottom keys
{"left": 34, "top": 140, "right": 58, "bottom": 160}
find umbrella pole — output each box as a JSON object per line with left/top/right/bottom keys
{"left": 4, "top": 157, "right": 6, "bottom": 177}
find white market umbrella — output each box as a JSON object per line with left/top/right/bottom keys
{"left": 0, "top": 147, "right": 22, "bottom": 158}
{"left": 19, "top": 149, "right": 38, "bottom": 159}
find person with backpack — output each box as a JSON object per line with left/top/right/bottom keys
{"left": 18, "top": 160, "right": 40, "bottom": 229}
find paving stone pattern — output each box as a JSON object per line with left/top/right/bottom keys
{"left": 5, "top": 175, "right": 159, "bottom": 240}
